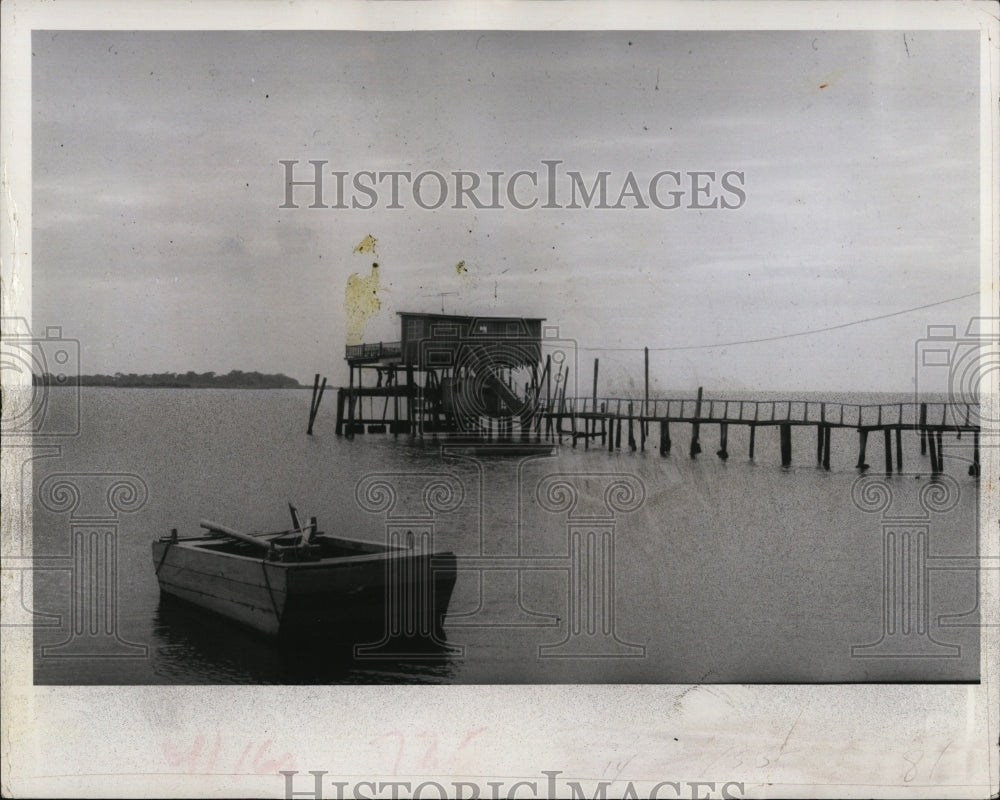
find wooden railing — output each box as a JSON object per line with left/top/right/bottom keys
{"left": 548, "top": 397, "right": 981, "bottom": 429}
{"left": 345, "top": 341, "right": 402, "bottom": 361}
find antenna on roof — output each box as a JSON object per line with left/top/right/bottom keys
{"left": 419, "top": 291, "right": 459, "bottom": 313}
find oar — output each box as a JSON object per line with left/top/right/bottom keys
{"left": 199, "top": 520, "right": 272, "bottom": 551}
{"left": 288, "top": 503, "right": 302, "bottom": 531}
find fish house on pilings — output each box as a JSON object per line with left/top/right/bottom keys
{"left": 338, "top": 312, "right": 546, "bottom": 438}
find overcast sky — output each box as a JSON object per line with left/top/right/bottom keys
{"left": 32, "top": 30, "right": 980, "bottom": 392}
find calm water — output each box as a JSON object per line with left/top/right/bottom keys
{"left": 27, "top": 388, "right": 980, "bottom": 684}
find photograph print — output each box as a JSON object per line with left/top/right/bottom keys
{"left": 10, "top": 25, "right": 990, "bottom": 689}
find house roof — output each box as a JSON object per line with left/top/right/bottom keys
{"left": 396, "top": 311, "right": 546, "bottom": 322}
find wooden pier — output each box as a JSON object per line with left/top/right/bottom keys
{"left": 310, "top": 314, "right": 981, "bottom": 476}
{"left": 323, "top": 371, "right": 980, "bottom": 475}
{"left": 538, "top": 393, "right": 980, "bottom": 475}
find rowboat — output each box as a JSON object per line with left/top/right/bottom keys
{"left": 152, "top": 510, "right": 457, "bottom": 645}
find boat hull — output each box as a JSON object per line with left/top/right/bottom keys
{"left": 152, "top": 539, "right": 457, "bottom": 645}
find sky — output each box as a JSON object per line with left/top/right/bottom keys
{"left": 31, "top": 29, "right": 981, "bottom": 392}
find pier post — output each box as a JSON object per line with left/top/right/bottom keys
{"left": 308, "top": 373, "right": 320, "bottom": 435}
{"left": 406, "top": 364, "right": 415, "bottom": 437}
{"left": 392, "top": 367, "right": 400, "bottom": 438}
{"left": 659, "top": 421, "right": 671, "bottom": 455}
{"left": 823, "top": 425, "right": 831, "bottom": 470}
{"left": 335, "top": 388, "right": 346, "bottom": 436}
{"left": 592, "top": 358, "right": 599, "bottom": 413}
{"left": 561, "top": 368, "right": 570, "bottom": 444}
{"left": 780, "top": 423, "right": 792, "bottom": 467}
{"left": 895, "top": 427, "right": 903, "bottom": 471}
{"left": 643, "top": 346, "right": 650, "bottom": 444}
{"left": 971, "top": 430, "right": 980, "bottom": 477}
{"left": 615, "top": 415, "right": 622, "bottom": 450}
{"left": 628, "top": 402, "right": 636, "bottom": 452}
{"left": 690, "top": 386, "right": 703, "bottom": 458}
{"left": 856, "top": 429, "right": 869, "bottom": 470}
{"left": 919, "top": 403, "right": 928, "bottom": 454}
{"left": 600, "top": 402, "right": 607, "bottom": 445}
{"left": 748, "top": 424, "right": 756, "bottom": 460}
{"left": 717, "top": 422, "right": 729, "bottom": 460}
{"left": 314, "top": 376, "right": 327, "bottom": 429}
{"left": 883, "top": 428, "right": 893, "bottom": 473}
{"left": 816, "top": 424, "right": 824, "bottom": 464}
{"left": 544, "top": 355, "right": 553, "bottom": 441}
{"left": 346, "top": 364, "right": 356, "bottom": 441}
{"left": 935, "top": 430, "right": 944, "bottom": 474}
{"left": 589, "top": 359, "right": 598, "bottom": 448}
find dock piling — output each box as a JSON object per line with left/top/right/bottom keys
{"left": 856, "top": 429, "right": 869, "bottom": 470}
{"left": 659, "top": 421, "right": 671, "bottom": 455}
{"left": 690, "top": 387, "right": 703, "bottom": 458}
{"left": 643, "top": 346, "right": 649, "bottom": 447}
{"left": 334, "top": 389, "right": 346, "bottom": 436}
{"left": 331, "top": 352, "right": 982, "bottom": 478}
{"left": 628, "top": 402, "right": 636, "bottom": 451}
{"left": 307, "top": 373, "right": 327, "bottom": 435}
{"left": 308, "top": 373, "right": 320, "bottom": 434}
{"left": 717, "top": 422, "right": 729, "bottom": 460}
{"left": 919, "top": 403, "right": 928, "bottom": 454}
{"left": 780, "top": 423, "right": 792, "bottom": 467}
{"left": 346, "top": 365, "right": 356, "bottom": 441}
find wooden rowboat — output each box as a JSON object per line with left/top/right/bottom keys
{"left": 152, "top": 514, "right": 457, "bottom": 645}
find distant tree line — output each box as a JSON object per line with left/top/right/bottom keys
{"left": 33, "top": 370, "right": 302, "bottom": 389}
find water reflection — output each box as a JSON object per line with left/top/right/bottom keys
{"left": 152, "top": 596, "right": 458, "bottom": 684}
